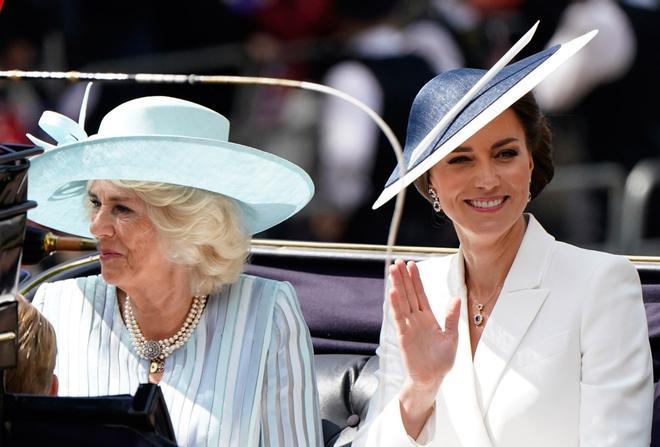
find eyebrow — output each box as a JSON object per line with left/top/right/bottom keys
{"left": 454, "top": 137, "right": 520, "bottom": 152}
{"left": 87, "top": 191, "right": 134, "bottom": 202}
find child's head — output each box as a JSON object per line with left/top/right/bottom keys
{"left": 4, "top": 298, "right": 57, "bottom": 395}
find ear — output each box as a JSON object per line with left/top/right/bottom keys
{"left": 528, "top": 151, "right": 535, "bottom": 172}
{"left": 425, "top": 170, "right": 436, "bottom": 193}
{"left": 49, "top": 374, "right": 59, "bottom": 396}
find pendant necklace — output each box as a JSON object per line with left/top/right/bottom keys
{"left": 470, "top": 284, "right": 502, "bottom": 326}
{"left": 124, "top": 294, "right": 208, "bottom": 374}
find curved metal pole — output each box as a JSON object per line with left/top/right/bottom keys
{"left": 0, "top": 69, "right": 408, "bottom": 276}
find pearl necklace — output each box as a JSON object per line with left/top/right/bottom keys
{"left": 124, "top": 294, "right": 208, "bottom": 374}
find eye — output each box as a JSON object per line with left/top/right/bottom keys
{"left": 89, "top": 197, "right": 101, "bottom": 209}
{"left": 496, "top": 148, "right": 519, "bottom": 159}
{"left": 446, "top": 155, "right": 472, "bottom": 165}
{"left": 113, "top": 204, "right": 133, "bottom": 214}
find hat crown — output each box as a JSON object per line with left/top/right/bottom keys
{"left": 28, "top": 94, "right": 315, "bottom": 237}
{"left": 387, "top": 45, "right": 558, "bottom": 188}
{"left": 98, "top": 96, "right": 230, "bottom": 141}
{"left": 404, "top": 68, "right": 483, "bottom": 153}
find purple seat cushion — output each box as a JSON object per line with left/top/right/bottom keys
{"left": 644, "top": 285, "right": 660, "bottom": 381}
{"left": 245, "top": 264, "right": 384, "bottom": 354}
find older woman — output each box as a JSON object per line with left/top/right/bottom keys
{"left": 355, "top": 25, "right": 653, "bottom": 447}
{"left": 26, "top": 94, "right": 322, "bottom": 446}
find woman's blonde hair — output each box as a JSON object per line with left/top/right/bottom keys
{"left": 105, "top": 180, "right": 251, "bottom": 295}
{"left": 4, "top": 299, "right": 57, "bottom": 395}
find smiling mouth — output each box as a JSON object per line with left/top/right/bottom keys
{"left": 466, "top": 197, "right": 508, "bottom": 210}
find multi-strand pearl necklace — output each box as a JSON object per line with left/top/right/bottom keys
{"left": 124, "top": 294, "right": 208, "bottom": 374}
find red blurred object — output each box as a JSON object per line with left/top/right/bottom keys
{"left": 0, "top": 0, "right": 4, "bottom": 12}
{"left": 254, "top": 0, "right": 335, "bottom": 40}
{"left": 469, "top": 0, "right": 524, "bottom": 13}
{"left": 0, "top": 109, "right": 29, "bottom": 144}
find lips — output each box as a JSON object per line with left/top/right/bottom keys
{"left": 466, "top": 196, "right": 508, "bottom": 210}
{"left": 98, "top": 247, "right": 122, "bottom": 261}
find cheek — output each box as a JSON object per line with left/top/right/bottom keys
{"left": 434, "top": 177, "right": 465, "bottom": 205}
{"left": 429, "top": 167, "right": 459, "bottom": 198}
{"left": 511, "top": 167, "right": 532, "bottom": 187}
{"left": 503, "top": 156, "right": 533, "bottom": 189}
{"left": 122, "top": 221, "right": 160, "bottom": 258}
{"left": 133, "top": 232, "right": 159, "bottom": 257}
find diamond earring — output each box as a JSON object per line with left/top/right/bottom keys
{"left": 428, "top": 187, "right": 442, "bottom": 213}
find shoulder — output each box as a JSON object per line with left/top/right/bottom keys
{"left": 521, "top": 214, "right": 638, "bottom": 287}
{"left": 227, "top": 274, "right": 301, "bottom": 315}
{"left": 238, "top": 274, "right": 305, "bottom": 326}
{"left": 543, "top": 241, "right": 642, "bottom": 315}
{"left": 231, "top": 273, "right": 296, "bottom": 298}
{"left": 33, "top": 275, "right": 108, "bottom": 305}
{"left": 551, "top": 241, "right": 637, "bottom": 281}
{"left": 231, "top": 276, "right": 309, "bottom": 350}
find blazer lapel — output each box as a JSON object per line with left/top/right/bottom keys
{"left": 438, "top": 253, "right": 495, "bottom": 447}
{"left": 473, "top": 215, "right": 555, "bottom": 414}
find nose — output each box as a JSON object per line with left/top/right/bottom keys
{"left": 89, "top": 207, "right": 114, "bottom": 239}
{"left": 474, "top": 160, "right": 500, "bottom": 190}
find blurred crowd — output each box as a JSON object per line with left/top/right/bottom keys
{"left": 2, "top": 0, "right": 660, "bottom": 254}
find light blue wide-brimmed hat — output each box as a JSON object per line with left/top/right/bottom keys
{"left": 26, "top": 93, "right": 315, "bottom": 237}
{"left": 373, "top": 23, "right": 597, "bottom": 209}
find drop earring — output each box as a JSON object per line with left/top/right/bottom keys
{"left": 428, "top": 187, "right": 442, "bottom": 213}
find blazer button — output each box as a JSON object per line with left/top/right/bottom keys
{"left": 346, "top": 414, "right": 360, "bottom": 427}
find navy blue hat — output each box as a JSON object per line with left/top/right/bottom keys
{"left": 372, "top": 23, "right": 597, "bottom": 209}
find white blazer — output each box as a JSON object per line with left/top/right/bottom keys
{"left": 354, "top": 215, "right": 653, "bottom": 447}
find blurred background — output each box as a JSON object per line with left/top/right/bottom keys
{"left": 2, "top": 0, "right": 660, "bottom": 267}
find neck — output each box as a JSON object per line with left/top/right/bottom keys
{"left": 118, "top": 269, "right": 196, "bottom": 340}
{"left": 458, "top": 215, "right": 527, "bottom": 295}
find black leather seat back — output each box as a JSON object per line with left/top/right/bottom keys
{"left": 314, "top": 355, "right": 378, "bottom": 446}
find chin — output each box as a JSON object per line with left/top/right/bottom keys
{"left": 456, "top": 211, "right": 524, "bottom": 239}
{"left": 99, "top": 268, "right": 124, "bottom": 287}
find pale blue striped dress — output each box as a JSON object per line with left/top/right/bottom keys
{"left": 32, "top": 274, "right": 323, "bottom": 447}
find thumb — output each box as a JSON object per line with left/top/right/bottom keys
{"left": 443, "top": 296, "right": 461, "bottom": 336}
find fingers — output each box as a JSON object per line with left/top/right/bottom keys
{"left": 406, "top": 261, "right": 430, "bottom": 312}
{"left": 443, "top": 296, "right": 461, "bottom": 337}
{"left": 397, "top": 259, "right": 418, "bottom": 312}
{"left": 389, "top": 259, "right": 414, "bottom": 314}
{"left": 388, "top": 270, "right": 409, "bottom": 321}
{"left": 389, "top": 259, "right": 430, "bottom": 314}
{"left": 388, "top": 291, "right": 409, "bottom": 337}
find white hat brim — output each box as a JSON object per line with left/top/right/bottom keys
{"left": 28, "top": 134, "right": 314, "bottom": 236}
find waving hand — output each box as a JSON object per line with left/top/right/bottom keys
{"left": 388, "top": 259, "right": 461, "bottom": 388}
